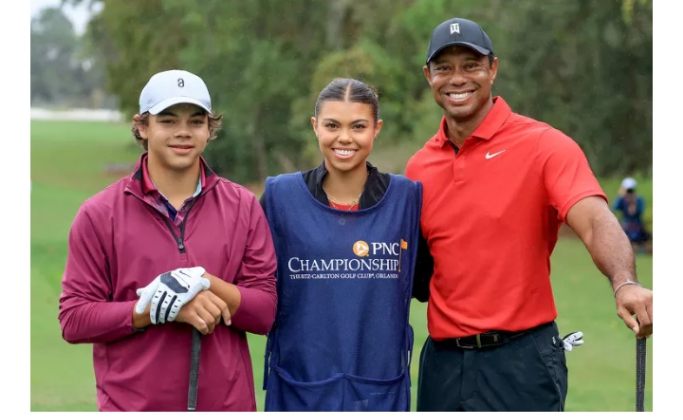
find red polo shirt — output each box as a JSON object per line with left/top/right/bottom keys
{"left": 405, "top": 97, "right": 606, "bottom": 339}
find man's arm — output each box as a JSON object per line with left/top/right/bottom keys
{"left": 204, "top": 194, "right": 277, "bottom": 335}
{"left": 566, "top": 196, "right": 653, "bottom": 338}
{"left": 58, "top": 205, "right": 144, "bottom": 344}
{"left": 412, "top": 230, "right": 433, "bottom": 302}
{"left": 538, "top": 128, "right": 652, "bottom": 339}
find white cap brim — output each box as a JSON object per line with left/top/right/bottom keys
{"left": 147, "top": 97, "right": 211, "bottom": 115}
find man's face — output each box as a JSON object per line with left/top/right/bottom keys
{"left": 138, "top": 103, "right": 210, "bottom": 171}
{"left": 423, "top": 45, "right": 498, "bottom": 122}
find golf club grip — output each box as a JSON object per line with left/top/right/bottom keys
{"left": 188, "top": 328, "right": 202, "bottom": 411}
{"left": 636, "top": 338, "right": 646, "bottom": 412}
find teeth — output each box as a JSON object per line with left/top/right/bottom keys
{"left": 334, "top": 149, "right": 356, "bottom": 156}
{"left": 448, "top": 92, "right": 471, "bottom": 99}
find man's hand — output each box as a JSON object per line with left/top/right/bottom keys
{"left": 175, "top": 290, "right": 231, "bottom": 335}
{"left": 135, "top": 267, "right": 210, "bottom": 324}
{"left": 614, "top": 281, "right": 653, "bottom": 339}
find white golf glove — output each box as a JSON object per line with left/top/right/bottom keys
{"left": 134, "top": 267, "right": 210, "bottom": 324}
{"left": 561, "top": 331, "right": 584, "bottom": 352}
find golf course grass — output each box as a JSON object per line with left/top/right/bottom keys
{"left": 30, "top": 120, "right": 653, "bottom": 412}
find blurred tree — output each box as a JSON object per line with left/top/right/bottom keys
{"left": 162, "top": 0, "right": 330, "bottom": 182}
{"left": 77, "top": 0, "right": 186, "bottom": 119}
{"left": 31, "top": 7, "right": 83, "bottom": 106}
{"left": 492, "top": 0, "right": 652, "bottom": 175}
{"left": 32, "top": 3, "right": 113, "bottom": 108}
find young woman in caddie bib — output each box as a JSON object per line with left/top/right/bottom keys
{"left": 259, "top": 78, "right": 423, "bottom": 412}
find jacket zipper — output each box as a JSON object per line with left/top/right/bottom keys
{"left": 160, "top": 195, "right": 199, "bottom": 254}
{"left": 129, "top": 180, "right": 218, "bottom": 254}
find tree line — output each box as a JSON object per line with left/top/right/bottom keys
{"left": 60, "top": 0, "right": 652, "bottom": 183}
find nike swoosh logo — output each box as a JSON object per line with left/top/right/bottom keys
{"left": 485, "top": 150, "right": 506, "bottom": 159}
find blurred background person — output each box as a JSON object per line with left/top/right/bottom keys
{"left": 613, "top": 177, "right": 651, "bottom": 254}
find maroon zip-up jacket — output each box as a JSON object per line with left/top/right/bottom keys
{"left": 58, "top": 154, "right": 277, "bottom": 411}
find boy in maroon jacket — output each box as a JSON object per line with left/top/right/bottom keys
{"left": 58, "top": 69, "right": 278, "bottom": 411}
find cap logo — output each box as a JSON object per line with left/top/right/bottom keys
{"left": 450, "top": 23, "right": 460, "bottom": 35}
{"left": 177, "top": 78, "right": 185, "bottom": 88}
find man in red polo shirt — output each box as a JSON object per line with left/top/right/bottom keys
{"left": 405, "top": 18, "right": 653, "bottom": 411}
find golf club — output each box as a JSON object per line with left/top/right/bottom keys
{"left": 188, "top": 328, "right": 202, "bottom": 411}
{"left": 636, "top": 337, "right": 646, "bottom": 412}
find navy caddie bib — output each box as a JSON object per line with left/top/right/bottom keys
{"left": 262, "top": 172, "right": 422, "bottom": 411}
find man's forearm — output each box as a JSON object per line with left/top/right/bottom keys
{"left": 584, "top": 216, "right": 637, "bottom": 291}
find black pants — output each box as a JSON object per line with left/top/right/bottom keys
{"left": 417, "top": 322, "right": 568, "bottom": 411}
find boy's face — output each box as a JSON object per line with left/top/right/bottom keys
{"left": 138, "top": 103, "right": 210, "bottom": 171}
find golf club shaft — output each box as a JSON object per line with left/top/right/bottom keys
{"left": 636, "top": 338, "right": 646, "bottom": 412}
{"left": 188, "top": 328, "right": 202, "bottom": 411}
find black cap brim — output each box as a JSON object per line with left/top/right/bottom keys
{"left": 426, "top": 42, "right": 491, "bottom": 64}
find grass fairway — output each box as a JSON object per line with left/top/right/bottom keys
{"left": 31, "top": 120, "right": 653, "bottom": 412}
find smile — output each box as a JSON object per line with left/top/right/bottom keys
{"left": 447, "top": 92, "right": 473, "bottom": 100}
{"left": 169, "top": 146, "right": 194, "bottom": 155}
{"left": 332, "top": 149, "right": 357, "bottom": 159}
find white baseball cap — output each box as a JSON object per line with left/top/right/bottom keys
{"left": 621, "top": 177, "right": 637, "bottom": 190}
{"left": 139, "top": 70, "right": 212, "bottom": 115}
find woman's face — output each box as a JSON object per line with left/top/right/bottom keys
{"left": 311, "top": 100, "right": 383, "bottom": 174}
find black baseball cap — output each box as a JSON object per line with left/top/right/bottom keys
{"left": 425, "top": 18, "right": 494, "bottom": 64}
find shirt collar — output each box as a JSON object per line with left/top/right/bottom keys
{"left": 434, "top": 96, "right": 512, "bottom": 147}
{"left": 312, "top": 160, "right": 378, "bottom": 189}
{"left": 141, "top": 154, "right": 205, "bottom": 198}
